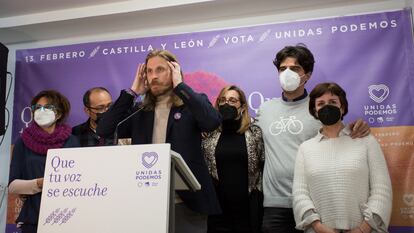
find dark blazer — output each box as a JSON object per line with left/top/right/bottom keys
{"left": 97, "top": 83, "right": 222, "bottom": 215}
{"left": 72, "top": 119, "right": 113, "bottom": 147}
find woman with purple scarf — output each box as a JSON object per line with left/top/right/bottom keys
{"left": 8, "top": 90, "right": 80, "bottom": 233}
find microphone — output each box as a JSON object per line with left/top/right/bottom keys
{"left": 113, "top": 106, "right": 144, "bottom": 145}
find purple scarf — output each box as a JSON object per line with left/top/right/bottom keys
{"left": 22, "top": 123, "right": 72, "bottom": 155}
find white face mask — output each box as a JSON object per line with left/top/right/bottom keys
{"left": 279, "top": 68, "right": 302, "bottom": 92}
{"left": 34, "top": 109, "right": 56, "bottom": 128}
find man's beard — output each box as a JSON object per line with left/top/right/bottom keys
{"left": 149, "top": 81, "right": 173, "bottom": 97}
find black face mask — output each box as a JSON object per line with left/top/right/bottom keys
{"left": 317, "top": 105, "right": 341, "bottom": 126}
{"left": 94, "top": 112, "right": 105, "bottom": 124}
{"left": 218, "top": 104, "right": 238, "bottom": 121}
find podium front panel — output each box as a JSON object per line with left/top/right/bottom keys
{"left": 38, "top": 144, "right": 172, "bottom": 233}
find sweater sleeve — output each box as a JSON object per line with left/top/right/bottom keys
{"left": 255, "top": 126, "right": 265, "bottom": 163}
{"left": 9, "top": 179, "right": 42, "bottom": 195}
{"left": 292, "top": 145, "right": 320, "bottom": 230}
{"left": 8, "top": 139, "right": 42, "bottom": 195}
{"left": 361, "top": 135, "right": 392, "bottom": 232}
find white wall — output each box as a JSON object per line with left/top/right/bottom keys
{"left": 1, "top": 0, "right": 413, "bottom": 232}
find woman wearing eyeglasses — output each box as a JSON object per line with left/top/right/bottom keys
{"left": 202, "top": 85, "right": 265, "bottom": 233}
{"left": 8, "top": 90, "right": 80, "bottom": 233}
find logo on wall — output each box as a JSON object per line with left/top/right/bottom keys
{"left": 368, "top": 84, "right": 389, "bottom": 103}
{"left": 141, "top": 152, "right": 158, "bottom": 169}
{"left": 401, "top": 193, "right": 414, "bottom": 219}
{"left": 403, "top": 193, "right": 414, "bottom": 206}
{"left": 364, "top": 83, "right": 397, "bottom": 124}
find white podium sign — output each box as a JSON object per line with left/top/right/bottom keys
{"left": 37, "top": 144, "right": 172, "bottom": 233}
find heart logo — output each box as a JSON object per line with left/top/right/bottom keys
{"left": 368, "top": 84, "right": 389, "bottom": 103}
{"left": 403, "top": 193, "right": 414, "bottom": 206}
{"left": 142, "top": 152, "right": 158, "bottom": 169}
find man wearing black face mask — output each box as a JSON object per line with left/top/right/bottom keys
{"left": 72, "top": 87, "right": 114, "bottom": 146}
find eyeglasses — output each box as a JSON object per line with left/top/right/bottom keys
{"left": 87, "top": 103, "right": 112, "bottom": 112}
{"left": 218, "top": 97, "right": 240, "bottom": 106}
{"left": 31, "top": 104, "right": 57, "bottom": 111}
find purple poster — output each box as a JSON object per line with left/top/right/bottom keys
{"left": 7, "top": 9, "right": 414, "bottom": 232}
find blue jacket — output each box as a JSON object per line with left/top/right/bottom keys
{"left": 97, "top": 83, "right": 222, "bottom": 214}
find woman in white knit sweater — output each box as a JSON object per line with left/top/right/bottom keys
{"left": 292, "top": 82, "right": 392, "bottom": 233}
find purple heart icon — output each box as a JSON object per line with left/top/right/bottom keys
{"left": 368, "top": 84, "right": 389, "bottom": 103}
{"left": 142, "top": 152, "right": 159, "bottom": 168}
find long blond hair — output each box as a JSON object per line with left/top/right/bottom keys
{"left": 215, "top": 85, "right": 251, "bottom": 133}
{"left": 141, "top": 50, "right": 184, "bottom": 111}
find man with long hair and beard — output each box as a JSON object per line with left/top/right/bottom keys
{"left": 97, "top": 50, "right": 222, "bottom": 233}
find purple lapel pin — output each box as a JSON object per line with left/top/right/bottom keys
{"left": 174, "top": 112, "right": 181, "bottom": 120}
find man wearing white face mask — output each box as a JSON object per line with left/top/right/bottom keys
{"left": 256, "top": 44, "right": 370, "bottom": 233}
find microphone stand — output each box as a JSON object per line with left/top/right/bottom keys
{"left": 113, "top": 106, "right": 144, "bottom": 145}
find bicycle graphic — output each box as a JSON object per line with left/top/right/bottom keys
{"left": 269, "top": 116, "right": 303, "bottom": 135}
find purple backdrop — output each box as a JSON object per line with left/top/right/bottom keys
{"left": 13, "top": 9, "right": 414, "bottom": 138}
{"left": 9, "top": 9, "right": 414, "bottom": 232}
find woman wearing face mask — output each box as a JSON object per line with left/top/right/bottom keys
{"left": 292, "top": 83, "right": 392, "bottom": 233}
{"left": 202, "top": 85, "right": 265, "bottom": 233}
{"left": 8, "top": 90, "right": 80, "bottom": 233}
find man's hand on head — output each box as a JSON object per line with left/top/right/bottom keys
{"left": 168, "top": 61, "right": 183, "bottom": 88}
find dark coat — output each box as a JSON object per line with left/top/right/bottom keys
{"left": 72, "top": 119, "right": 113, "bottom": 147}
{"left": 97, "top": 83, "right": 222, "bottom": 214}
